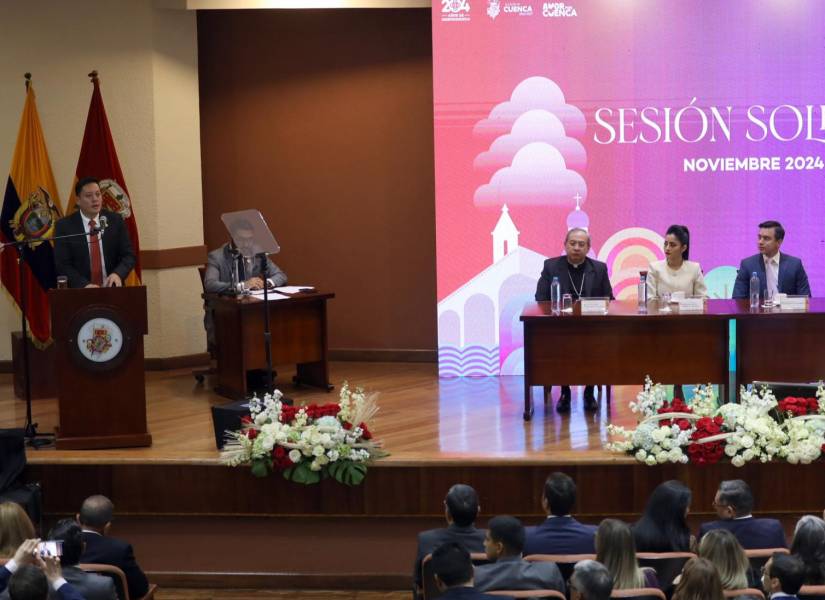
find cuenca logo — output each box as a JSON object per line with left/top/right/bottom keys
{"left": 542, "top": 2, "right": 577, "bottom": 17}
{"left": 503, "top": 2, "right": 533, "bottom": 16}
{"left": 487, "top": 0, "right": 501, "bottom": 19}
{"left": 442, "top": 0, "right": 471, "bottom": 22}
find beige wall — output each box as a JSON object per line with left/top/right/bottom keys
{"left": 0, "top": 0, "right": 204, "bottom": 360}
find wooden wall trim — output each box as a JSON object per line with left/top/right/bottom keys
{"left": 146, "top": 572, "right": 407, "bottom": 590}
{"left": 329, "top": 348, "right": 436, "bottom": 362}
{"left": 140, "top": 245, "right": 207, "bottom": 270}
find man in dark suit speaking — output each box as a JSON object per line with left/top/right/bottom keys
{"left": 534, "top": 228, "right": 614, "bottom": 412}
{"left": 732, "top": 220, "right": 810, "bottom": 300}
{"left": 54, "top": 177, "right": 135, "bottom": 288}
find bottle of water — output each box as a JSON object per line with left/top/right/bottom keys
{"left": 749, "top": 272, "right": 760, "bottom": 309}
{"left": 551, "top": 276, "right": 561, "bottom": 313}
{"left": 638, "top": 271, "right": 648, "bottom": 308}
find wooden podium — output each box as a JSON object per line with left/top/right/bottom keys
{"left": 49, "top": 286, "right": 152, "bottom": 450}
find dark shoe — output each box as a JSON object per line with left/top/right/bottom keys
{"left": 556, "top": 388, "right": 572, "bottom": 414}
{"left": 584, "top": 386, "right": 598, "bottom": 411}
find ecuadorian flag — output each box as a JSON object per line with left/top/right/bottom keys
{"left": 0, "top": 75, "right": 63, "bottom": 346}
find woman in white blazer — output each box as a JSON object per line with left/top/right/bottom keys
{"left": 647, "top": 225, "right": 707, "bottom": 299}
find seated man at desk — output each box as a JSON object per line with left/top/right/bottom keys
{"left": 204, "top": 218, "right": 287, "bottom": 295}
{"left": 535, "top": 227, "right": 614, "bottom": 413}
{"left": 203, "top": 218, "right": 288, "bottom": 351}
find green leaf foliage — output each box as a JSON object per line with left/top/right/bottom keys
{"left": 328, "top": 461, "right": 367, "bottom": 486}
{"left": 283, "top": 461, "right": 322, "bottom": 485}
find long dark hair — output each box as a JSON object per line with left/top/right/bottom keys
{"left": 791, "top": 515, "right": 825, "bottom": 585}
{"left": 633, "top": 480, "right": 692, "bottom": 552}
{"left": 666, "top": 225, "right": 690, "bottom": 260}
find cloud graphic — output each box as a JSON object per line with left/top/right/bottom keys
{"left": 474, "top": 76, "right": 587, "bottom": 139}
{"left": 473, "top": 142, "right": 587, "bottom": 208}
{"left": 474, "top": 109, "right": 587, "bottom": 173}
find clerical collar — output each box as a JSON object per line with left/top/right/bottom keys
{"left": 567, "top": 259, "right": 585, "bottom": 269}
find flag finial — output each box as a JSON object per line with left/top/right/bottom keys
{"left": 24, "top": 72, "right": 31, "bottom": 90}
{"left": 88, "top": 70, "right": 99, "bottom": 82}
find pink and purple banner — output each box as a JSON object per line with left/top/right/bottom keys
{"left": 433, "top": 0, "right": 825, "bottom": 376}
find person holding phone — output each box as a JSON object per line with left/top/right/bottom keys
{"left": 47, "top": 520, "right": 117, "bottom": 600}
{"left": 0, "top": 539, "right": 85, "bottom": 600}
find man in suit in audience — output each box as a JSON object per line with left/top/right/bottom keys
{"left": 0, "top": 539, "right": 85, "bottom": 600}
{"left": 698, "top": 480, "right": 787, "bottom": 549}
{"left": 54, "top": 177, "right": 136, "bottom": 288}
{"left": 524, "top": 472, "right": 597, "bottom": 555}
{"left": 732, "top": 220, "right": 811, "bottom": 299}
{"left": 474, "top": 516, "right": 564, "bottom": 594}
{"left": 431, "top": 542, "right": 511, "bottom": 600}
{"left": 569, "top": 560, "right": 613, "bottom": 600}
{"left": 762, "top": 553, "right": 805, "bottom": 600}
{"left": 534, "top": 228, "right": 614, "bottom": 413}
{"left": 414, "top": 484, "right": 487, "bottom": 597}
{"left": 78, "top": 495, "right": 150, "bottom": 600}
{"left": 49, "top": 519, "right": 117, "bottom": 600}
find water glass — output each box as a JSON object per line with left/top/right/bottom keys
{"left": 762, "top": 289, "right": 775, "bottom": 309}
{"left": 561, "top": 293, "right": 573, "bottom": 313}
{"left": 659, "top": 291, "right": 671, "bottom": 312}
{"left": 56, "top": 276, "right": 68, "bottom": 289}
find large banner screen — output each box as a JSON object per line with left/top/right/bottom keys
{"left": 433, "top": 1, "right": 825, "bottom": 376}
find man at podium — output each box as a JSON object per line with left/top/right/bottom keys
{"left": 54, "top": 177, "right": 135, "bottom": 288}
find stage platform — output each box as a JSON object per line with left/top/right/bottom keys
{"left": 1, "top": 362, "right": 820, "bottom": 590}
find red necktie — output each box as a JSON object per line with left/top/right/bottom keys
{"left": 89, "top": 219, "right": 103, "bottom": 286}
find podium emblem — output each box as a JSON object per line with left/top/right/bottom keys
{"left": 77, "top": 318, "right": 123, "bottom": 363}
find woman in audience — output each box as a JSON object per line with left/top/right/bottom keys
{"left": 791, "top": 514, "right": 825, "bottom": 585}
{"left": 0, "top": 502, "right": 36, "bottom": 558}
{"left": 595, "top": 518, "right": 659, "bottom": 589}
{"left": 672, "top": 557, "right": 724, "bottom": 600}
{"left": 646, "top": 224, "right": 707, "bottom": 300}
{"left": 633, "top": 480, "right": 694, "bottom": 553}
{"left": 697, "top": 529, "right": 758, "bottom": 590}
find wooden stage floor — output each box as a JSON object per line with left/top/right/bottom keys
{"left": 1, "top": 361, "right": 640, "bottom": 465}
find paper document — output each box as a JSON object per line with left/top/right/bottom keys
{"left": 248, "top": 290, "right": 289, "bottom": 300}
{"left": 273, "top": 286, "right": 316, "bottom": 295}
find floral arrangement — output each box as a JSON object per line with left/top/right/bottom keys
{"left": 607, "top": 377, "right": 825, "bottom": 467}
{"left": 220, "top": 382, "right": 386, "bottom": 485}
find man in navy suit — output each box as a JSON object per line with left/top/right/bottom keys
{"left": 698, "top": 480, "right": 787, "bottom": 549}
{"left": 474, "top": 516, "right": 564, "bottom": 594}
{"left": 535, "top": 228, "right": 614, "bottom": 413}
{"left": 78, "top": 495, "right": 149, "bottom": 600}
{"left": 414, "top": 484, "right": 486, "bottom": 598}
{"left": 762, "top": 553, "right": 805, "bottom": 600}
{"left": 0, "top": 539, "right": 85, "bottom": 600}
{"left": 524, "top": 472, "right": 597, "bottom": 556}
{"left": 430, "top": 542, "right": 511, "bottom": 600}
{"left": 732, "top": 220, "right": 810, "bottom": 300}
{"left": 54, "top": 177, "right": 136, "bottom": 289}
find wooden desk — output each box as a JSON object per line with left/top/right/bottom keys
{"left": 520, "top": 299, "right": 733, "bottom": 421}
{"left": 735, "top": 298, "right": 825, "bottom": 392}
{"left": 208, "top": 291, "right": 335, "bottom": 400}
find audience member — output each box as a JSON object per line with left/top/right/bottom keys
{"left": 761, "top": 553, "right": 805, "bottom": 600}
{"left": 0, "top": 539, "right": 84, "bottom": 600}
{"left": 671, "top": 557, "right": 724, "bottom": 600}
{"left": 697, "top": 529, "right": 759, "bottom": 590}
{"left": 48, "top": 519, "right": 117, "bottom": 600}
{"left": 523, "top": 472, "right": 597, "bottom": 555}
{"left": 414, "top": 485, "right": 486, "bottom": 595}
{"left": 699, "top": 480, "right": 787, "bottom": 549}
{"left": 78, "top": 494, "right": 150, "bottom": 600}
{"left": 569, "top": 560, "right": 613, "bottom": 600}
{"left": 633, "top": 480, "right": 693, "bottom": 552}
{"left": 430, "top": 542, "right": 510, "bottom": 600}
{"left": 0, "top": 504, "right": 36, "bottom": 559}
{"left": 474, "top": 516, "right": 563, "bottom": 593}
{"left": 595, "top": 519, "right": 658, "bottom": 589}
{"left": 790, "top": 515, "right": 825, "bottom": 585}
